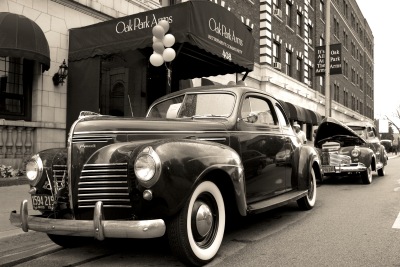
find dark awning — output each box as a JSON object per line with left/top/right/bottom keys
{"left": 0, "top": 12, "right": 50, "bottom": 71}
{"left": 278, "top": 100, "right": 322, "bottom": 125}
{"left": 68, "top": 1, "right": 254, "bottom": 79}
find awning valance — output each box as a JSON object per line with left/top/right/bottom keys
{"left": 69, "top": 1, "right": 255, "bottom": 79}
{"left": 278, "top": 100, "right": 322, "bottom": 125}
{"left": 0, "top": 12, "right": 50, "bottom": 71}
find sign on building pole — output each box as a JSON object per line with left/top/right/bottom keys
{"left": 324, "top": 0, "right": 331, "bottom": 118}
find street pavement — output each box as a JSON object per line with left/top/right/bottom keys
{"left": 1, "top": 153, "right": 399, "bottom": 240}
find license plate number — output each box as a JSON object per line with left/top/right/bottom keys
{"left": 31, "top": 195, "right": 54, "bottom": 210}
{"left": 323, "top": 166, "right": 335, "bottom": 173}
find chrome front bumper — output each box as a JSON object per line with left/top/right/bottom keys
{"left": 322, "top": 163, "right": 367, "bottom": 174}
{"left": 9, "top": 200, "right": 166, "bottom": 240}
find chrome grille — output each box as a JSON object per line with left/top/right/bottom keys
{"left": 43, "top": 165, "right": 67, "bottom": 190}
{"left": 77, "top": 163, "right": 131, "bottom": 208}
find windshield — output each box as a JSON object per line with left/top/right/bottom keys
{"left": 147, "top": 93, "right": 235, "bottom": 119}
{"left": 348, "top": 126, "right": 366, "bottom": 138}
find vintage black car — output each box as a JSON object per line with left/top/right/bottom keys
{"left": 315, "top": 117, "right": 387, "bottom": 184}
{"left": 10, "top": 85, "right": 321, "bottom": 266}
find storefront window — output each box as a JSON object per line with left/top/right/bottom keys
{"left": 0, "top": 57, "right": 32, "bottom": 120}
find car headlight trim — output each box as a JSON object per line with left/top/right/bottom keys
{"left": 25, "top": 154, "right": 43, "bottom": 186}
{"left": 134, "top": 146, "right": 161, "bottom": 188}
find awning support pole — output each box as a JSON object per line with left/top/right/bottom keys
{"left": 242, "top": 71, "right": 249, "bottom": 81}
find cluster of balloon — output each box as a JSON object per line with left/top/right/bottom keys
{"left": 150, "top": 20, "right": 176, "bottom": 67}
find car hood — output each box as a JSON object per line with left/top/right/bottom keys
{"left": 72, "top": 115, "right": 229, "bottom": 134}
{"left": 314, "top": 117, "right": 366, "bottom": 148}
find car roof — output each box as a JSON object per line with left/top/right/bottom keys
{"left": 151, "top": 85, "right": 275, "bottom": 103}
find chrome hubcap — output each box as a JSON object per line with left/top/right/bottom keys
{"left": 195, "top": 201, "right": 213, "bottom": 238}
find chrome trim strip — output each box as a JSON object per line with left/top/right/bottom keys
{"left": 73, "top": 130, "right": 284, "bottom": 135}
{"left": 78, "top": 193, "right": 129, "bottom": 196}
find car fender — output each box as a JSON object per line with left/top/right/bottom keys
{"left": 85, "top": 139, "right": 246, "bottom": 217}
{"left": 293, "top": 145, "right": 321, "bottom": 190}
{"left": 357, "top": 147, "right": 374, "bottom": 168}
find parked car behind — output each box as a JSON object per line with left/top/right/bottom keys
{"left": 10, "top": 85, "right": 321, "bottom": 266}
{"left": 315, "top": 117, "right": 387, "bottom": 184}
{"left": 380, "top": 139, "right": 393, "bottom": 153}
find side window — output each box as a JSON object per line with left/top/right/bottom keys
{"left": 241, "top": 96, "right": 276, "bottom": 125}
{"left": 275, "top": 104, "right": 290, "bottom": 127}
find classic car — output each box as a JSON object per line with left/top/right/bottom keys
{"left": 10, "top": 85, "right": 321, "bottom": 266}
{"left": 315, "top": 117, "right": 387, "bottom": 184}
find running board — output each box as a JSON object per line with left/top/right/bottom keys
{"left": 247, "top": 190, "right": 308, "bottom": 214}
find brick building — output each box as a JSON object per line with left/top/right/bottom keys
{"left": 0, "top": 0, "right": 374, "bottom": 169}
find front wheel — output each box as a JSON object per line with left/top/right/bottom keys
{"left": 361, "top": 165, "right": 372, "bottom": 184}
{"left": 297, "top": 166, "right": 317, "bottom": 210}
{"left": 167, "top": 181, "right": 225, "bottom": 266}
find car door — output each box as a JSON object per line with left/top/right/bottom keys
{"left": 274, "top": 102, "right": 296, "bottom": 191}
{"left": 235, "top": 94, "right": 287, "bottom": 203}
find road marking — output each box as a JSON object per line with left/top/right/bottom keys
{"left": 392, "top": 212, "right": 400, "bottom": 229}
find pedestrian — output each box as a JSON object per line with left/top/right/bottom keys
{"left": 293, "top": 122, "right": 307, "bottom": 144}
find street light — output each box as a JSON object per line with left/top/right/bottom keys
{"left": 52, "top": 59, "right": 68, "bottom": 86}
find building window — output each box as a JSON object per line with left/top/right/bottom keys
{"left": 343, "top": 89, "right": 348, "bottom": 107}
{"left": 296, "top": 12, "right": 302, "bottom": 36}
{"left": 0, "top": 57, "right": 32, "bottom": 121}
{"left": 333, "top": 18, "right": 339, "bottom": 37}
{"left": 286, "top": 2, "right": 293, "bottom": 27}
{"left": 319, "top": 76, "right": 324, "bottom": 94}
{"left": 320, "top": 0, "right": 325, "bottom": 20}
{"left": 334, "top": 83, "right": 339, "bottom": 102}
{"left": 285, "top": 50, "right": 292, "bottom": 76}
{"left": 319, "top": 36, "right": 324, "bottom": 46}
{"left": 296, "top": 57, "right": 302, "bottom": 81}
{"left": 273, "top": 0, "right": 282, "bottom": 9}
{"left": 273, "top": 42, "right": 281, "bottom": 63}
{"left": 343, "top": 31, "right": 348, "bottom": 49}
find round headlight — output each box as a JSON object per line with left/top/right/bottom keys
{"left": 351, "top": 148, "right": 360, "bottom": 157}
{"left": 134, "top": 146, "right": 161, "bottom": 188}
{"left": 25, "top": 154, "right": 43, "bottom": 186}
{"left": 134, "top": 155, "right": 156, "bottom": 181}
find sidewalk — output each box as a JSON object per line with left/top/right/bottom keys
{"left": 0, "top": 183, "right": 40, "bottom": 239}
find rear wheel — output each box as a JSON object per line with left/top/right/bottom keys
{"left": 167, "top": 180, "right": 225, "bottom": 266}
{"left": 361, "top": 165, "right": 372, "bottom": 184}
{"left": 378, "top": 165, "right": 385, "bottom": 176}
{"left": 297, "top": 166, "right": 317, "bottom": 210}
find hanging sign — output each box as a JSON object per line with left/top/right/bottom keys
{"left": 315, "top": 43, "right": 342, "bottom": 76}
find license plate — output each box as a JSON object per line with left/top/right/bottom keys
{"left": 31, "top": 195, "right": 54, "bottom": 210}
{"left": 322, "top": 166, "right": 335, "bottom": 173}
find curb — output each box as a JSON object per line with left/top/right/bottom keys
{"left": 0, "top": 177, "right": 29, "bottom": 187}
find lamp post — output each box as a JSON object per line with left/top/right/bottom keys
{"left": 324, "top": 0, "right": 331, "bottom": 118}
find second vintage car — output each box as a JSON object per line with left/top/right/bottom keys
{"left": 10, "top": 85, "right": 321, "bottom": 266}
{"left": 315, "top": 117, "right": 387, "bottom": 184}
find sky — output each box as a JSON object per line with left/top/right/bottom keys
{"left": 356, "top": 1, "right": 400, "bottom": 120}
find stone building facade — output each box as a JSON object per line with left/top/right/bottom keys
{"left": 0, "top": 0, "right": 374, "bottom": 169}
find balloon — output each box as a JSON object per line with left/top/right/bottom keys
{"left": 163, "top": 48, "right": 176, "bottom": 62}
{"left": 152, "top": 41, "right": 165, "bottom": 54}
{"left": 150, "top": 53, "right": 164, "bottom": 67}
{"left": 153, "top": 36, "right": 162, "bottom": 43}
{"left": 152, "top": 25, "right": 165, "bottom": 39}
{"left": 158, "top": 20, "right": 169, "bottom": 32}
{"left": 162, "top": 34, "right": 175, "bottom": 48}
